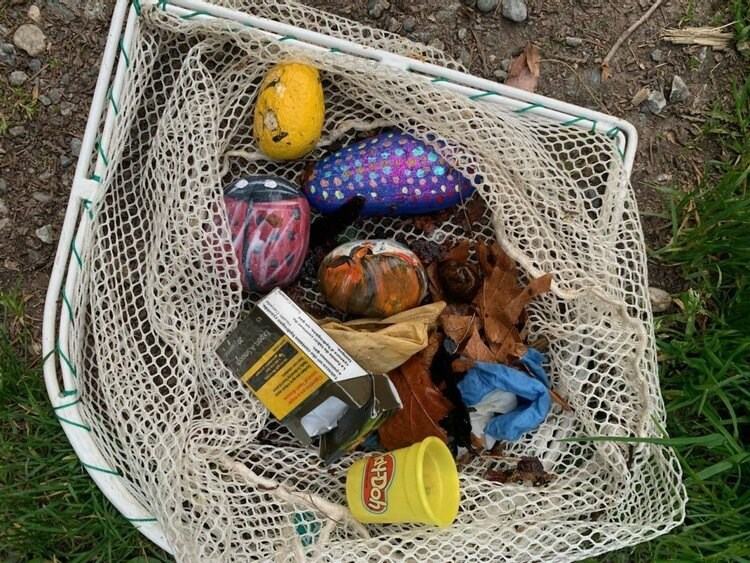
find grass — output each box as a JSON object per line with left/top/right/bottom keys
{"left": 2, "top": 8, "right": 750, "bottom": 563}
{"left": 0, "top": 288, "right": 169, "bottom": 563}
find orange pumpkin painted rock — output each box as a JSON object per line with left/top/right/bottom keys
{"left": 318, "top": 240, "right": 428, "bottom": 318}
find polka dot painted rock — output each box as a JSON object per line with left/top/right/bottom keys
{"left": 302, "top": 130, "right": 474, "bottom": 216}
{"left": 223, "top": 175, "right": 311, "bottom": 292}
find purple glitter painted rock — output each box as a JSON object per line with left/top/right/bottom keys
{"left": 302, "top": 130, "right": 474, "bottom": 216}
{"left": 223, "top": 175, "right": 311, "bottom": 292}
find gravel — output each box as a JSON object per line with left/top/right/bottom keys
{"left": 38, "top": 94, "right": 52, "bottom": 106}
{"left": 32, "top": 191, "right": 54, "bottom": 203}
{"left": 9, "top": 70, "right": 29, "bottom": 86}
{"left": 367, "top": 0, "right": 389, "bottom": 19}
{"left": 9, "top": 125, "right": 26, "bottom": 137}
{"left": 60, "top": 154, "right": 73, "bottom": 168}
{"left": 35, "top": 224, "right": 56, "bottom": 245}
{"left": 502, "top": 0, "right": 528, "bottom": 22}
{"left": 565, "top": 37, "right": 583, "bottom": 47}
{"left": 13, "top": 24, "right": 47, "bottom": 56}
{"left": 650, "top": 49, "right": 663, "bottom": 63}
{"left": 459, "top": 47, "right": 471, "bottom": 67}
{"left": 0, "top": 198, "right": 8, "bottom": 217}
{"left": 0, "top": 42, "right": 16, "bottom": 67}
{"left": 493, "top": 69, "right": 508, "bottom": 81}
{"left": 669, "top": 75, "right": 690, "bottom": 103}
{"left": 436, "top": 10, "right": 454, "bottom": 23}
{"left": 59, "top": 101, "right": 74, "bottom": 117}
{"left": 646, "top": 90, "right": 667, "bottom": 114}
{"left": 427, "top": 38, "right": 446, "bottom": 51}
{"left": 71, "top": 138, "right": 83, "bottom": 158}
{"left": 386, "top": 17, "right": 400, "bottom": 32}
{"left": 476, "top": 0, "right": 499, "bottom": 13}
{"left": 28, "top": 58, "right": 42, "bottom": 72}
{"left": 49, "top": 88, "right": 64, "bottom": 104}
{"left": 402, "top": 16, "right": 416, "bottom": 32}
{"left": 500, "top": 58, "right": 512, "bottom": 71}
{"left": 648, "top": 287, "right": 672, "bottom": 313}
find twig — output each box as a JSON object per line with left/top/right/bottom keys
{"left": 470, "top": 28, "right": 489, "bottom": 77}
{"left": 602, "top": 0, "right": 665, "bottom": 76}
{"left": 218, "top": 454, "right": 370, "bottom": 552}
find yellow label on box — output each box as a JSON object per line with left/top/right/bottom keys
{"left": 241, "top": 336, "right": 329, "bottom": 419}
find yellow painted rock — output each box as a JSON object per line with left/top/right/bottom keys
{"left": 253, "top": 62, "right": 325, "bottom": 160}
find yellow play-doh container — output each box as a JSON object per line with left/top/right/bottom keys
{"left": 345, "top": 437, "right": 460, "bottom": 527}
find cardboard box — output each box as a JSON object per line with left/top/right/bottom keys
{"left": 216, "top": 289, "right": 402, "bottom": 464}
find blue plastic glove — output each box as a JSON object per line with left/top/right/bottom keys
{"left": 457, "top": 349, "right": 551, "bottom": 442}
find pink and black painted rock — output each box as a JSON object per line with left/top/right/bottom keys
{"left": 301, "top": 130, "right": 474, "bottom": 216}
{"left": 223, "top": 175, "right": 311, "bottom": 292}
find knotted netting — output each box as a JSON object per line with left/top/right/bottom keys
{"left": 68, "top": 1, "right": 686, "bottom": 560}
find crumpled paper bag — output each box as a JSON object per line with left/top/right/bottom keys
{"left": 319, "top": 302, "right": 446, "bottom": 374}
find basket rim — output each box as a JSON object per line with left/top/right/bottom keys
{"left": 41, "top": 0, "right": 677, "bottom": 558}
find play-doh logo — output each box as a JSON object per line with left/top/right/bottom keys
{"left": 362, "top": 454, "right": 396, "bottom": 514}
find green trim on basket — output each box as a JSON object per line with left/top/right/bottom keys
{"left": 329, "top": 47, "right": 341, "bottom": 53}
{"left": 61, "top": 389, "right": 78, "bottom": 397}
{"left": 132, "top": 0, "right": 142, "bottom": 16}
{"left": 53, "top": 397, "right": 81, "bottom": 410}
{"left": 82, "top": 462, "right": 121, "bottom": 476}
{"left": 606, "top": 126, "right": 621, "bottom": 138}
{"left": 70, "top": 240, "right": 83, "bottom": 268}
{"left": 278, "top": 35, "right": 297, "bottom": 41}
{"left": 107, "top": 88, "right": 120, "bottom": 116}
{"left": 180, "top": 10, "right": 210, "bottom": 20}
{"left": 158, "top": 0, "right": 167, "bottom": 10}
{"left": 562, "top": 116, "right": 598, "bottom": 133}
{"left": 95, "top": 140, "right": 109, "bottom": 167}
{"left": 56, "top": 415, "right": 91, "bottom": 431}
{"left": 61, "top": 287, "right": 74, "bottom": 322}
{"left": 431, "top": 77, "right": 448, "bottom": 83}
{"left": 118, "top": 39, "right": 131, "bottom": 68}
{"left": 515, "top": 103, "right": 543, "bottom": 114}
{"left": 127, "top": 517, "right": 159, "bottom": 523}
{"left": 82, "top": 199, "right": 94, "bottom": 220}
{"left": 469, "top": 91, "right": 497, "bottom": 101}
{"left": 56, "top": 341, "right": 78, "bottom": 378}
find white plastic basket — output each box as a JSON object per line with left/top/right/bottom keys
{"left": 42, "top": 0, "right": 682, "bottom": 558}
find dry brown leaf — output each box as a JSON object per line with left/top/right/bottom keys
{"left": 485, "top": 456, "right": 554, "bottom": 487}
{"left": 379, "top": 350, "right": 453, "bottom": 450}
{"left": 505, "top": 43, "right": 541, "bottom": 93}
{"left": 426, "top": 262, "right": 445, "bottom": 302}
{"left": 451, "top": 357, "right": 475, "bottom": 373}
{"left": 476, "top": 240, "right": 514, "bottom": 276}
{"left": 440, "top": 313, "right": 475, "bottom": 347}
{"left": 463, "top": 323, "right": 496, "bottom": 363}
{"left": 444, "top": 239, "right": 471, "bottom": 264}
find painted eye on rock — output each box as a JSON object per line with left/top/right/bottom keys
{"left": 318, "top": 239, "right": 428, "bottom": 318}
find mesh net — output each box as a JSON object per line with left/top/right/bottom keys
{"left": 69, "top": 1, "right": 686, "bottom": 560}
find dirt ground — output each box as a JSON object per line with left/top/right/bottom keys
{"left": 0, "top": 0, "right": 742, "bottom": 340}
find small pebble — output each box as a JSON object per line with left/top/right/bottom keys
{"left": 71, "top": 138, "right": 82, "bottom": 157}
{"left": 61, "top": 72, "right": 70, "bottom": 87}
{"left": 13, "top": 24, "right": 47, "bottom": 56}
{"left": 403, "top": 16, "right": 416, "bottom": 32}
{"left": 737, "top": 39, "right": 750, "bottom": 59}
{"left": 649, "top": 287, "right": 672, "bottom": 313}
{"left": 9, "top": 70, "right": 29, "bottom": 86}
{"left": 38, "top": 171, "right": 52, "bottom": 182}
{"left": 4, "top": 257, "right": 20, "bottom": 270}
{"left": 565, "top": 37, "right": 583, "bottom": 47}
{"left": 436, "top": 10, "right": 453, "bottom": 23}
{"left": 59, "top": 101, "right": 74, "bottom": 116}
{"left": 49, "top": 88, "right": 63, "bottom": 104}
{"left": 427, "top": 38, "right": 446, "bottom": 51}
{"left": 387, "top": 17, "right": 400, "bottom": 33}
{"left": 28, "top": 58, "right": 42, "bottom": 72}
{"left": 459, "top": 47, "right": 471, "bottom": 67}
{"left": 697, "top": 46, "right": 708, "bottom": 63}
{"left": 35, "top": 224, "right": 55, "bottom": 245}
{"left": 0, "top": 198, "right": 8, "bottom": 216}
{"left": 60, "top": 154, "right": 73, "bottom": 168}
{"left": 477, "top": 0, "right": 499, "bottom": 13}
{"left": 502, "top": 0, "right": 528, "bottom": 22}
{"left": 38, "top": 94, "right": 51, "bottom": 106}
{"left": 0, "top": 43, "right": 16, "bottom": 67}
{"left": 32, "top": 191, "right": 53, "bottom": 203}
{"left": 500, "top": 58, "right": 512, "bottom": 71}
{"left": 669, "top": 75, "right": 690, "bottom": 103}
{"left": 650, "top": 49, "right": 663, "bottom": 63}
{"left": 493, "top": 69, "right": 508, "bottom": 81}
{"left": 0, "top": 218, "right": 11, "bottom": 232}
{"left": 9, "top": 125, "right": 26, "bottom": 137}
{"left": 655, "top": 173, "right": 672, "bottom": 184}
{"left": 457, "top": 27, "right": 468, "bottom": 41}
{"left": 28, "top": 5, "right": 42, "bottom": 22}
{"left": 367, "top": 0, "right": 389, "bottom": 19}
{"left": 646, "top": 90, "right": 667, "bottom": 114}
